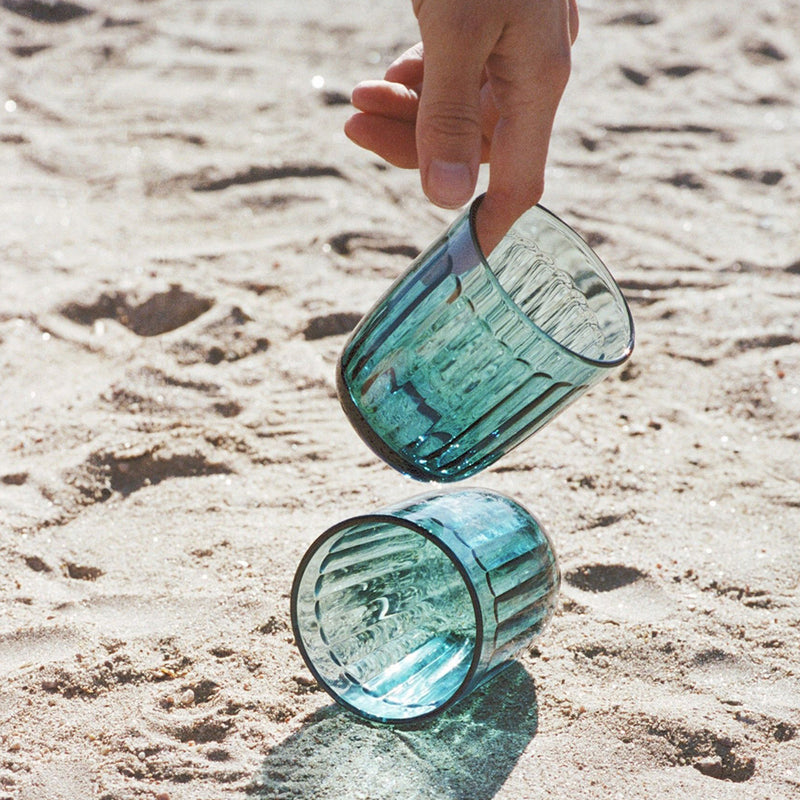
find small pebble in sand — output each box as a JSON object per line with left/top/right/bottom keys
{"left": 179, "top": 688, "right": 195, "bottom": 707}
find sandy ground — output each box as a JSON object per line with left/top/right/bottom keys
{"left": 1, "top": 1, "right": 799, "bottom": 798}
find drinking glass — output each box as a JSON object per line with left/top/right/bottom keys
{"left": 337, "top": 195, "right": 634, "bottom": 481}
{"left": 291, "top": 488, "right": 560, "bottom": 724}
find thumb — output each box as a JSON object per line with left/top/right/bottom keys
{"left": 415, "top": 39, "right": 485, "bottom": 208}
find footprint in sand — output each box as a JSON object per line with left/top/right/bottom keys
{"left": 43, "top": 441, "right": 235, "bottom": 527}
{"left": 103, "top": 365, "right": 242, "bottom": 419}
{"left": 325, "top": 230, "right": 420, "bottom": 260}
{"left": 60, "top": 288, "right": 271, "bottom": 368}
{"left": 9, "top": 42, "right": 51, "bottom": 57}
{"left": 0, "top": 625, "right": 84, "bottom": 678}
{"left": 724, "top": 167, "right": 784, "bottom": 186}
{"left": 660, "top": 64, "right": 705, "bottom": 79}
{"left": 72, "top": 445, "right": 234, "bottom": 500}
{"left": 619, "top": 66, "right": 650, "bottom": 87}
{"left": 170, "top": 716, "right": 233, "bottom": 745}
{"left": 167, "top": 304, "right": 269, "bottom": 365}
{"left": 608, "top": 11, "right": 660, "bottom": 26}
{"left": 2, "top": 0, "right": 93, "bottom": 24}
{"left": 664, "top": 171, "right": 706, "bottom": 190}
{"left": 302, "top": 311, "right": 362, "bottom": 341}
{"left": 625, "top": 713, "right": 757, "bottom": 783}
{"left": 562, "top": 563, "right": 673, "bottom": 622}
{"left": 2, "top": 471, "right": 29, "bottom": 486}
{"left": 60, "top": 284, "right": 213, "bottom": 337}
{"left": 62, "top": 561, "right": 104, "bottom": 581}
{"left": 190, "top": 162, "right": 346, "bottom": 192}
{"left": 144, "top": 159, "right": 348, "bottom": 197}
{"left": 742, "top": 38, "right": 788, "bottom": 64}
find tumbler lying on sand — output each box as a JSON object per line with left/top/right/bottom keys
{"left": 338, "top": 195, "right": 634, "bottom": 481}
{"left": 291, "top": 489, "right": 560, "bottom": 724}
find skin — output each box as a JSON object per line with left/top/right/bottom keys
{"left": 345, "top": 0, "right": 580, "bottom": 254}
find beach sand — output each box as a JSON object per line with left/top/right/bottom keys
{"left": 1, "top": 1, "right": 799, "bottom": 798}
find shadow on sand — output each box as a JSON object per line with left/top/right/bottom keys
{"left": 246, "top": 663, "right": 539, "bottom": 799}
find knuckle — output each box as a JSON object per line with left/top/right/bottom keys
{"left": 494, "top": 179, "right": 546, "bottom": 214}
{"left": 520, "top": 181, "right": 546, "bottom": 209}
{"left": 538, "top": 44, "right": 572, "bottom": 90}
{"left": 421, "top": 100, "right": 482, "bottom": 140}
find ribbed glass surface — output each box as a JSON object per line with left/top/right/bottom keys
{"left": 491, "top": 235, "right": 605, "bottom": 360}
{"left": 394, "top": 490, "right": 560, "bottom": 676}
{"left": 293, "top": 519, "right": 477, "bottom": 721}
{"left": 291, "top": 489, "right": 559, "bottom": 723}
{"left": 338, "top": 199, "right": 633, "bottom": 482}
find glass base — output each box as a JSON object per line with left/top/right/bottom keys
{"left": 336, "top": 357, "right": 458, "bottom": 483}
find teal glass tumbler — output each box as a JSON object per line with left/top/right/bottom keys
{"left": 290, "top": 488, "right": 560, "bottom": 724}
{"left": 338, "top": 195, "right": 634, "bottom": 481}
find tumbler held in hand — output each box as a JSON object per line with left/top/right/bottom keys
{"left": 337, "top": 195, "right": 634, "bottom": 481}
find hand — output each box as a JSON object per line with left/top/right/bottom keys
{"left": 345, "top": 0, "right": 579, "bottom": 253}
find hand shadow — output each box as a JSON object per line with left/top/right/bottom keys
{"left": 247, "top": 662, "right": 538, "bottom": 800}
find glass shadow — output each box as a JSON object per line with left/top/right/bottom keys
{"left": 247, "top": 662, "right": 538, "bottom": 799}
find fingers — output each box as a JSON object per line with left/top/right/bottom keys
{"left": 413, "top": 7, "right": 499, "bottom": 209}
{"left": 351, "top": 80, "right": 419, "bottom": 122}
{"left": 478, "top": 71, "right": 567, "bottom": 252}
{"left": 345, "top": 1, "right": 579, "bottom": 235}
{"left": 346, "top": 76, "right": 494, "bottom": 169}
{"left": 474, "top": 1, "right": 574, "bottom": 253}
{"left": 476, "top": 114, "right": 557, "bottom": 254}
{"left": 415, "top": 66, "right": 483, "bottom": 208}
{"left": 383, "top": 43, "right": 424, "bottom": 88}
{"left": 344, "top": 112, "right": 418, "bottom": 168}
{"left": 345, "top": 78, "right": 420, "bottom": 167}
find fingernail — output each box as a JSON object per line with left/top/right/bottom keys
{"left": 426, "top": 160, "right": 473, "bottom": 209}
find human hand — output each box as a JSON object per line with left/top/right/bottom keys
{"left": 345, "top": 0, "right": 579, "bottom": 253}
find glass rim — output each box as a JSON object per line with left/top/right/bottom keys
{"left": 290, "top": 512, "right": 485, "bottom": 725}
{"left": 468, "top": 194, "right": 635, "bottom": 369}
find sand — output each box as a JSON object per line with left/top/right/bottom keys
{"left": 1, "top": 0, "right": 799, "bottom": 798}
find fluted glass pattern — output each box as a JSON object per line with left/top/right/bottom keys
{"left": 338, "top": 196, "right": 634, "bottom": 481}
{"left": 291, "top": 489, "right": 560, "bottom": 723}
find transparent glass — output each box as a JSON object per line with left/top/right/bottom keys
{"left": 338, "top": 195, "right": 634, "bottom": 481}
{"left": 291, "top": 488, "right": 560, "bottom": 724}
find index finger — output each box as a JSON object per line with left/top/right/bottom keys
{"left": 384, "top": 43, "right": 424, "bottom": 88}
